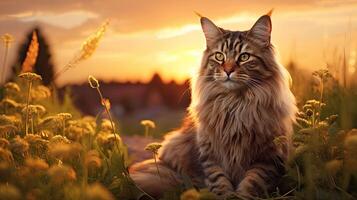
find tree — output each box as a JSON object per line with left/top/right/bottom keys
{"left": 12, "top": 26, "right": 55, "bottom": 86}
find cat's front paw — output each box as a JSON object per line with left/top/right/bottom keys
{"left": 207, "top": 180, "right": 234, "bottom": 199}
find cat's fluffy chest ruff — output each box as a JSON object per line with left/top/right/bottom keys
{"left": 195, "top": 88, "right": 280, "bottom": 181}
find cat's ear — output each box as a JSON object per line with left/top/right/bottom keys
{"left": 248, "top": 12, "right": 272, "bottom": 46}
{"left": 200, "top": 17, "right": 223, "bottom": 48}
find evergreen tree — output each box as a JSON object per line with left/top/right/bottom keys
{"left": 12, "top": 26, "right": 55, "bottom": 86}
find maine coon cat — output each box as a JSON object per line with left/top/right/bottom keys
{"left": 130, "top": 12, "right": 297, "bottom": 199}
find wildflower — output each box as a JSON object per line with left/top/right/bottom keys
{"left": 97, "top": 134, "right": 121, "bottom": 150}
{"left": 141, "top": 120, "right": 156, "bottom": 129}
{"left": 39, "top": 116, "right": 62, "bottom": 127}
{"left": 88, "top": 75, "right": 99, "bottom": 88}
{"left": 18, "top": 72, "right": 42, "bottom": 81}
{"left": 305, "top": 109, "right": 313, "bottom": 117}
{"left": 141, "top": 120, "right": 156, "bottom": 137}
{"left": 84, "top": 183, "right": 115, "bottom": 200}
{"left": 1, "top": 33, "right": 14, "bottom": 44}
{"left": 10, "top": 136, "right": 29, "bottom": 156}
{"left": 31, "top": 85, "right": 51, "bottom": 99}
{"left": 48, "top": 164, "right": 76, "bottom": 185}
{"left": 0, "top": 138, "right": 9, "bottom": 149}
{"left": 180, "top": 189, "right": 200, "bottom": 200}
{"left": 49, "top": 143, "right": 82, "bottom": 161}
{"left": 22, "top": 105, "right": 46, "bottom": 116}
{"left": 0, "top": 147, "right": 13, "bottom": 164}
{"left": 85, "top": 150, "right": 102, "bottom": 170}
{"left": 101, "top": 119, "right": 114, "bottom": 132}
{"left": 39, "top": 130, "right": 51, "bottom": 139}
{"left": 0, "top": 114, "right": 19, "bottom": 125}
{"left": 57, "top": 113, "right": 72, "bottom": 120}
{"left": 1, "top": 33, "right": 14, "bottom": 83}
{"left": 145, "top": 142, "right": 162, "bottom": 178}
{"left": 88, "top": 75, "right": 120, "bottom": 146}
{"left": 57, "top": 113, "right": 72, "bottom": 135}
{"left": 18, "top": 72, "right": 42, "bottom": 135}
{"left": 4, "top": 82, "right": 20, "bottom": 93}
{"left": 65, "top": 125, "right": 84, "bottom": 141}
{"left": 0, "top": 162, "right": 11, "bottom": 181}
{"left": 0, "top": 98, "right": 20, "bottom": 110}
{"left": 273, "top": 135, "right": 287, "bottom": 148}
{"left": 326, "top": 115, "right": 338, "bottom": 125}
{"left": 21, "top": 31, "right": 39, "bottom": 72}
{"left": 145, "top": 142, "right": 162, "bottom": 154}
{"left": 101, "top": 98, "right": 111, "bottom": 110}
{"left": 25, "top": 158, "right": 49, "bottom": 171}
{"left": 24, "top": 134, "right": 48, "bottom": 155}
{"left": 49, "top": 135, "right": 70, "bottom": 145}
{"left": 0, "top": 125, "right": 18, "bottom": 137}
{"left": 0, "top": 183, "right": 22, "bottom": 200}
{"left": 312, "top": 69, "right": 332, "bottom": 82}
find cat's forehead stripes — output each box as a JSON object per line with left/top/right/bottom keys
{"left": 216, "top": 32, "right": 253, "bottom": 55}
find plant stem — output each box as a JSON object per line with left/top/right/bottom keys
{"left": 145, "top": 126, "right": 149, "bottom": 137}
{"left": 62, "top": 120, "right": 65, "bottom": 136}
{"left": 95, "top": 87, "right": 120, "bottom": 150}
{"left": 153, "top": 152, "right": 161, "bottom": 180}
{"left": 31, "top": 116, "right": 34, "bottom": 134}
{"left": 1, "top": 44, "right": 9, "bottom": 84}
{"left": 25, "top": 80, "right": 32, "bottom": 135}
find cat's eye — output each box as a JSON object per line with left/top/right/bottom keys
{"left": 214, "top": 52, "right": 225, "bottom": 62}
{"left": 239, "top": 53, "right": 250, "bottom": 62}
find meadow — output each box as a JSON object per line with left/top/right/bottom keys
{"left": 0, "top": 22, "right": 357, "bottom": 200}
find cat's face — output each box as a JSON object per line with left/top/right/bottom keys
{"left": 200, "top": 14, "right": 275, "bottom": 90}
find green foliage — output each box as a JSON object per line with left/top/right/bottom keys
{"left": 0, "top": 74, "right": 150, "bottom": 200}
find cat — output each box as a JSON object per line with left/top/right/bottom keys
{"left": 130, "top": 12, "right": 297, "bottom": 199}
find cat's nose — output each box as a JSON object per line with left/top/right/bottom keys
{"left": 223, "top": 60, "right": 236, "bottom": 76}
{"left": 224, "top": 68, "right": 234, "bottom": 76}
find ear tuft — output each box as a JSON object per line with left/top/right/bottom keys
{"left": 194, "top": 11, "right": 203, "bottom": 18}
{"left": 200, "top": 17, "right": 222, "bottom": 48}
{"left": 267, "top": 9, "right": 274, "bottom": 17}
{"left": 248, "top": 15, "right": 272, "bottom": 46}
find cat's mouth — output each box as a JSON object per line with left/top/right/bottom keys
{"left": 221, "top": 79, "right": 240, "bottom": 89}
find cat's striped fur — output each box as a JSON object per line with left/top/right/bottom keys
{"left": 130, "top": 13, "right": 297, "bottom": 199}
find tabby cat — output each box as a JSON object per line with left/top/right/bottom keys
{"left": 130, "top": 12, "right": 297, "bottom": 199}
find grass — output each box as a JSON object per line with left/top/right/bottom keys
{"left": 0, "top": 69, "right": 356, "bottom": 200}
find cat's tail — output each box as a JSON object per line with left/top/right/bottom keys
{"left": 129, "top": 159, "right": 182, "bottom": 198}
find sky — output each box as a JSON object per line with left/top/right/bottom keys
{"left": 0, "top": 0, "right": 357, "bottom": 86}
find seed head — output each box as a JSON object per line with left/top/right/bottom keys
{"left": 1, "top": 33, "right": 14, "bottom": 45}
{"left": 145, "top": 142, "right": 162, "bottom": 154}
{"left": 88, "top": 75, "right": 99, "bottom": 88}
{"left": 0, "top": 183, "right": 21, "bottom": 200}
{"left": 48, "top": 164, "right": 76, "bottom": 185}
{"left": 0, "top": 147, "right": 14, "bottom": 164}
{"left": 18, "top": 72, "right": 42, "bottom": 81}
{"left": 140, "top": 120, "right": 156, "bottom": 129}
{"left": 84, "top": 183, "right": 115, "bottom": 200}
{"left": 57, "top": 113, "right": 72, "bottom": 120}
{"left": 306, "top": 109, "right": 313, "bottom": 117}
{"left": 4, "top": 82, "right": 20, "bottom": 92}
{"left": 10, "top": 136, "right": 29, "bottom": 155}
{"left": 25, "top": 158, "right": 49, "bottom": 171}
{"left": 85, "top": 150, "right": 102, "bottom": 169}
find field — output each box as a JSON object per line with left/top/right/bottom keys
{"left": 1, "top": 24, "right": 357, "bottom": 200}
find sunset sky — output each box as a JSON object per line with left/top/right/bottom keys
{"left": 0, "top": 0, "right": 357, "bottom": 86}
